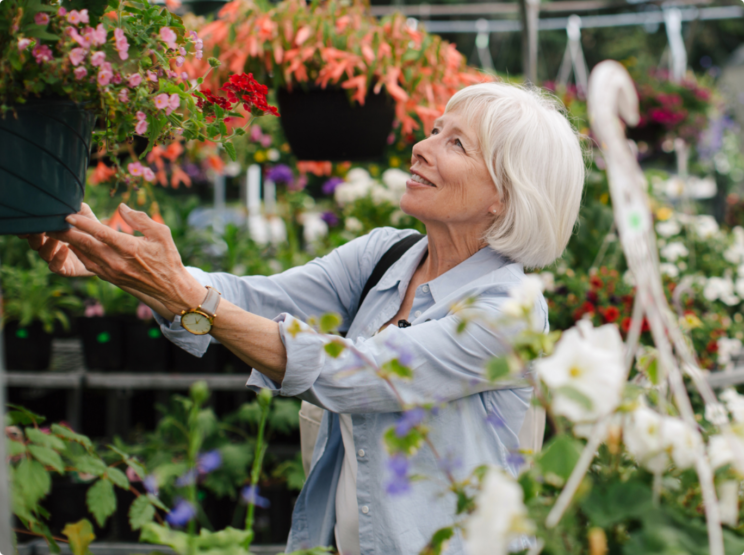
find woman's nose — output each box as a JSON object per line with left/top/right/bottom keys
{"left": 412, "top": 138, "right": 432, "bottom": 165}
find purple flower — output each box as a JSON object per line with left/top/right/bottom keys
{"left": 321, "top": 211, "right": 339, "bottom": 227}
{"left": 507, "top": 452, "right": 525, "bottom": 468}
{"left": 241, "top": 485, "right": 270, "bottom": 508}
{"left": 143, "top": 475, "right": 159, "bottom": 496}
{"left": 196, "top": 450, "right": 222, "bottom": 475}
{"left": 385, "top": 455, "right": 411, "bottom": 495}
{"left": 395, "top": 407, "right": 425, "bottom": 437}
{"left": 438, "top": 452, "right": 463, "bottom": 475}
{"left": 266, "top": 164, "right": 294, "bottom": 185}
{"left": 166, "top": 499, "right": 196, "bottom": 527}
{"left": 175, "top": 468, "right": 197, "bottom": 488}
{"left": 385, "top": 338, "right": 414, "bottom": 367}
{"left": 485, "top": 411, "right": 506, "bottom": 429}
{"left": 322, "top": 177, "right": 344, "bottom": 195}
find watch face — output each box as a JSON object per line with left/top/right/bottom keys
{"left": 182, "top": 312, "right": 211, "bottom": 335}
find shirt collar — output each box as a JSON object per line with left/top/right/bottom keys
{"left": 376, "top": 235, "right": 517, "bottom": 302}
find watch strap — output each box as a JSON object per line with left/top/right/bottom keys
{"left": 199, "top": 286, "right": 221, "bottom": 318}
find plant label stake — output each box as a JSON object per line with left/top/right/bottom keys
{"left": 0, "top": 257, "right": 14, "bottom": 554}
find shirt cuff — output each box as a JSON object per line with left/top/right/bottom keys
{"left": 246, "top": 314, "right": 324, "bottom": 397}
{"left": 152, "top": 267, "right": 213, "bottom": 357}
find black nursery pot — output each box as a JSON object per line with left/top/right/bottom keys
{"left": 0, "top": 99, "right": 95, "bottom": 235}
{"left": 79, "top": 316, "right": 126, "bottom": 371}
{"left": 170, "top": 342, "right": 227, "bottom": 374}
{"left": 44, "top": 480, "right": 111, "bottom": 539}
{"left": 3, "top": 321, "right": 53, "bottom": 371}
{"left": 276, "top": 87, "right": 395, "bottom": 162}
{"left": 124, "top": 319, "right": 171, "bottom": 373}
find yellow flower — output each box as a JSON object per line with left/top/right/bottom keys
{"left": 681, "top": 313, "right": 702, "bottom": 329}
{"left": 656, "top": 206, "right": 673, "bottom": 221}
{"left": 368, "top": 164, "right": 380, "bottom": 177}
{"left": 599, "top": 193, "right": 609, "bottom": 205}
{"left": 280, "top": 143, "right": 291, "bottom": 153}
{"left": 254, "top": 151, "right": 267, "bottom": 162}
{"left": 389, "top": 156, "right": 401, "bottom": 168}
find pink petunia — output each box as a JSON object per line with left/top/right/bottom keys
{"left": 159, "top": 27, "right": 177, "bottom": 50}
{"left": 154, "top": 93, "right": 170, "bottom": 110}
{"left": 136, "top": 111, "right": 147, "bottom": 121}
{"left": 146, "top": 70, "right": 158, "bottom": 82}
{"left": 128, "top": 73, "right": 142, "bottom": 87}
{"left": 67, "top": 26, "right": 90, "bottom": 48}
{"left": 135, "top": 120, "right": 149, "bottom": 134}
{"left": 31, "top": 44, "right": 53, "bottom": 64}
{"left": 90, "top": 51, "right": 105, "bottom": 67}
{"left": 58, "top": 7, "right": 67, "bottom": 15}
{"left": 169, "top": 94, "right": 180, "bottom": 111}
{"left": 17, "top": 38, "right": 32, "bottom": 51}
{"left": 66, "top": 10, "right": 81, "bottom": 25}
{"left": 79, "top": 9, "right": 89, "bottom": 24}
{"left": 89, "top": 24, "right": 107, "bottom": 46}
{"left": 69, "top": 47, "right": 86, "bottom": 66}
{"left": 118, "top": 89, "right": 129, "bottom": 103}
{"left": 117, "top": 48, "right": 129, "bottom": 61}
{"left": 128, "top": 162, "right": 144, "bottom": 176}
{"left": 97, "top": 62, "right": 113, "bottom": 86}
{"left": 142, "top": 167, "right": 155, "bottom": 182}
{"left": 34, "top": 13, "right": 50, "bottom": 26}
{"left": 73, "top": 66, "right": 88, "bottom": 80}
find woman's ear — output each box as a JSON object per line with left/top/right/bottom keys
{"left": 488, "top": 195, "right": 504, "bottom": 217}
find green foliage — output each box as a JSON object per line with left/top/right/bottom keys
{"left": 419, "top": 527, "right": 454, "bottom": 555}
{"left": 86, "top": 479, "right": 116, "bottom": 527}
{"left": 141, "top": 524, "right": 253, "bottom": 555}
{"left": 383, "top": 426, "right": 424, "bottom": 457}
{"left": 0, "top": 252, "right": 81, "bottom": 332}
{"left": 62, "top": 519, "right": 96, "bottom": 555}
{"left": 84, "top": 276, "right": 138, "bottom": 316}
{"left": 129, "top": 495, "right": 156, "bottom": 531}
{"left": 536, "top": 435, "right": 583, "bottom": 487}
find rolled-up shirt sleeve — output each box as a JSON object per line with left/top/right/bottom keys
{"left": 153, "top": 227, "right": 417, "bottom": 358}
{"left": 246, "top": 291, "right": 543, "bottom": 413}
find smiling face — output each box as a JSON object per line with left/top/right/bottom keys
{"left": 400, "top": 110, "right": 502, "bottom": 237}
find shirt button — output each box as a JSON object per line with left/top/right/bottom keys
{"left": 422, "top": 285, "right": 430, "bottom": 293}
{"left": 357, "top": 449, "right": 365, "bottom": 457}
{"left": 361, "top": 506, "right": 370, "bottom": 514}
{"left": 414, "top": 310, "right": 422, "bottom": 318}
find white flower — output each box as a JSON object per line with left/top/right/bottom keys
{"left": 381, "top": 168, "right": 409, "bottom": 194}
{"left": 660, "top": 241, "right": 688, "bottom": 262}
{"left": 502, "top": 275, "right": 544, "bottom": 329}
{"left": 539, "top": 271, "right": 555, "bottom": 293}
{"left": 656, "top": 219, "right": 681, "bottom": 238}
{"left": 686, "top": 176, "right": 717, "bottom": 199}
{"left": 346, "top": 167, "right": 371, "bottom": 183}
{"left": 659, "top": 263, "right": 679, "bottom": 278}
{"left": 704, "top": 277, "right": 739, "bottom": 305}
{"left": 267, "top": 148, "right": 280, "bottom": 161}
{"left": 720, "top": 388, "right": 744, "bottom": 422}
{"left": 623, "top": 270, "right": 636, "bottom": 287}
{"left": 694, "top": 215, "right": 719, "bottom": 239}
{"left": 717, "top": 480, "right": 739, "bottom": 527}
{"left": 662, "top": 417, "right": 702, "bottom": 469}
{"left": 724, "top": 245, "right": 744, "bottom": 265}
{"left": 334, "top": 181, "right": 371, "bottom": 205}
{"left": 464, "top": 468, "right": 533, "bottom": 555}
{"left": 390, "top": 210, "right": 406, "bottom": 226}
{"left": 345, "top": 216, "right": 363, "bottom": 233}
{"left": 535, "top": 321, "right": 626, "bottom": 424}
{"left": 708, "top": 434, "right": 734, "bottom": 470}
{"left": 664, "top": 176, "right": 685, "bottom": 198}
{"left": 717, "top": 340, "right": 743, "bottom": 369}
{"left": 370, "top": 184, "right": 397, "bottom": 205}
{"left": 301, "top": 212, "right": 328, "bottom": 244}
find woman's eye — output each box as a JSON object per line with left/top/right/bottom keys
{"left": 454, "top": 139, "right": 463, "bottom": 149}
{"left": 431, "top": 128, "right": 439, "bottom": 135}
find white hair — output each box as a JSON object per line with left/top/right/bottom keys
{"left": 446, "top": 82, "right": 585, "bottom": 269}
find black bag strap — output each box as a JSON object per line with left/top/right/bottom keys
{"left": 356, "top": 232, "right": 425, "bottom": 315}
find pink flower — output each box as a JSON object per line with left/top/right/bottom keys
{"left": 135, "top": 120, "right": 148, "bottom": 135}
{"left": 58, "top": 7, "right": 67, "bottom": 16}
{"left": 17, "top": 38, "right": 32, "bottom": 51}
{"left": 31, "top": 44, "right": 53, "bottom": 64}
{"left": 154, "top": 93, "right": 170, "bottom": 110}
{"left": 97, "top": 62, "right": 113, "bottom": 87}
{"left": 136, "top": 111, "right": 147, "bottom": 121}
{"left": 34, "top": 13, "right": 49, "bottom": 26}
{"left": 136, "top": 303, "right": 153, "bottom": 320}
{"left": 85, "top": 302, "right": 104, "bottom": 317}
{"left": 159, "top": 27, "right": 177, "bottom": 49}
{"left": 79, "top": 9, "right": 89, "bottom": 24}
{"left": 165, "top": 93, "right": 180, "bottom": 115}
{"left": 67, "top": 26, "right": 90, "bottom": 48}
{"left": 128, "top": 73, "right": 142, "bottom": 87}
{"left": 113, "top": 73, "right": 122, "bottom": 85}
{"left": 66, "top": 10, "right": 81, "bottom": 25}
{"left": 188, "top": 31, "right": 198, "bottom": 40}
{"left": 142, "top": 167, "right": 155, "bottom": 182}
{"left": 181, "top": 72, "right": 188, "bottom": 80}
{"left": 146, "top": 70, "right": 158, "bottom": 82}
{"left": 87, "top": 24, "right": 107, "bottom": 46}
{"left": 90, "top": 51, "right": 105, "bottom": 67}
{"left": 73, "top": 66, "right": 88, "bottom": 80}
{"left": 128, "top": 162, "right": 144, "bottom": 176}
{"left": 117, "top": 48, "right": 129, "bottom": 61}
{"left": 176, "top": 56, "right": 184, "bottom": 67}
{"left": 179, "top": 46, "right": 186, "bottom": 56}
{"left": 118, "top": 89, "right": 129, "bottom": 103}
{"left": 69, "top": 47, "right": 86, "bottom": 66}
{"left": 195, "top": 50, "right": 203, "bottom": 60}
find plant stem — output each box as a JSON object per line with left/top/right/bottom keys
{"left": 243, "top": 399, "right": 271, "bottom": 549}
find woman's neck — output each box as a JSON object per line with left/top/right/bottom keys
{"left": 419, "top": 224, "right": 487, "bottom": 282}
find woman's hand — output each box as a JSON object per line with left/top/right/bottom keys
{"left": 22, "top": 203, "right": 98, "bottom": 277}
{"left": 48, "top": 203, "right": 206, "bottom": 315}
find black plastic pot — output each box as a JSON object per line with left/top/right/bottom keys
{"left": 179, "top": 0, "right": 229, "bottom": 15}
{"left": 0, "top": 99, "right": 95, "bottom": 235}
{"left": 3, "top": 321, "right": 53, "bottom": 370}
{"left": 79, "top": 316, "right": 126, "bottom": 371}
{"left": 171, "top": 342, "right": 227, "bottom": 374}
{"left": 124, "top": 319, "right": 171, "bottom": 373}
{"left": 44, "top": 480, "right": 111, "bottom": 539}
{"left": 276, "top": 87, "right": 395, "bottom": 162}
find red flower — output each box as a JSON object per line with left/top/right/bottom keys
{"left": 573, "top": 301, "right": 595, "bottom": 322}
{"left": 587, "top": 291, "right": 599, "bottom": 304}
{"left": 621, "top": 317, "right": 632, "bottom": 333}
{"left": 601, "top": 306, "right": 620, "bottom": 323}
{"left": 220, "top": 73, "right": 279, "bottom": 117}
{"left": 194, "top": 88, "right": 232, "bottom": 111}
{"left": 641, "top": 318, "right": 650, "bottom": 333}
{"left": 589, "top": 275, "right": 603, "bottom": 289}
{"left": 707, "top": 340, "right": 719, "bottom": 354}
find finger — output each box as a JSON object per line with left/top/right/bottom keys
{"left": 118, "top": 204, "right": 169, "bottom": 240}
{"left": 48, "top": 227, "right": 106, "bottom": 257}
{"left": 26, "top": 233, "right": 47, "bottom": 251}
{"left": 65, "top": 212, "right": 137, "bottom": 255}
{"left": 38, "top": 235, "right": 61, "bottom": 263}
{"left": 69, "top": 245, "right": 108, "bottom": 278}
{"left": 79, "top": 203, "right": 100, "bottom": 223}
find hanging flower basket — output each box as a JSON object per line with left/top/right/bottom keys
{"left": 277, "top": 86, "right": 395, "bottom": 161}
{"left": 0, "top": 99, "right": 95, "bottom": 235}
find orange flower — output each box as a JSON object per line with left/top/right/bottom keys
{"left": 335, "top": 16, "right": 350, "bottom": 33}
{"left": 294, "top": 25, "right": 311, "bottom": 46}
{"left": 151, "top": 211, "right": 165, "bottom": 225}
{"left": 106, "top": 207, "right": 134, "bottom": 234}
{"left": 342, "top": 75, "right": 367, "bottom": 105}
{"left": 414, "top": 106, "right": 441, "bottom": 136}
{"left": 206, "top": 154, "right": 224, "bottom": 173}
{"left": 164, "top": 0, "right": 181, "bottom": 9}
{"left": 164, "top": 142, "right": 184, "bottom": 162}
{"left": 89, "top": 161, "right": 116, "bottom": 185}
{"left": 171, "top": 165, "right": 192, "bottom": 189}
{"left": 297, "top": 161, "right": 332, "bottom": 175}
{"left": 256, "top": 15, "right": 277, "bottom": 42}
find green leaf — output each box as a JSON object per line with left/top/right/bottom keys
{"left": 581, "top": 481, "right": 653, "bottom": 528}
{"left": 486, "top": 357, "right": 510, "bottom": 382}
{"left": 381, "top": 359, "right": 413, "bottom": 380}
{"left": 86, "top": 479, "right": 116, "bottom": 527}
{"left": 104, "top": 466, "right": 129, "bottom": 490}
{"left": 26, "top": 428, "right": 65, "bottom": 451}
{"left": 420, "top": 527, "right": 454, "bottom": 555}
{"left": 129, "top": 495, "right": 156, "bottom": 531}
{"left": 62, "top": 519, "right": 95, "bottom": 555}
{"left": 555, "top": 385, "right": 594, "bottom": 412}
{"left": 73, "top": 455, "right": 107, "bottom": 477}
{"left": 8, "top": 404, "right": 46, "bottom": 426}
{"left": 319, "top": 313, "right": 343, "bottom": 334}
{"left": 536, "top": 434, "right": 582, "bottom": 487}
{"left": 383, "top": 427, "right": 424, "bottom": 456}
{"left": 23, "top": 26, "right": 60, "bottom": 40}
{"left": 52, "top": 424, "right": 92, "bottom": 450}
{"left": 224, "top": 141, "right": 236, "bottom": 161}
{"left": 324, "top": 340, "right": 346, "bottom": 358}
{"left": 8, "top": 439, "right": 26, "bottom": 457}
{"left": 28, "top": 445, "right": 64, "bottom": 473}
{"left": 15, "top": 458, "right": 51, "bottom": 506}
{"left": 270, "top": 399, "right": 301, "bottom": 435}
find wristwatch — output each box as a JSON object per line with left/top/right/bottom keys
{"left": 180, "top": 286, "right": 221, "bottom": 335}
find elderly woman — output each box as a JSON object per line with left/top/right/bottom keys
{"left": 27, "top": 82, "right": 583, "bottom": 554}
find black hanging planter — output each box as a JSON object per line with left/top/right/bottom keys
{"left": 0, "top": 99, "right": 95, "bottom": 235}
{"left": 276, "top": 86, "right": 395, "bottom": 162}
{"left": 3, "top": 321, "right": 53, "bottom": 371}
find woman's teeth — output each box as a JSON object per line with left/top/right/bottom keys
{"left": 411, "top": 174, "right": 435, "bottom": 186}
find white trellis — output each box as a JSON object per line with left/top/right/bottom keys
{"left": 556, "top": 15, "right": 589, "bottom": 97}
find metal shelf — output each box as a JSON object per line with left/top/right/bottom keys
{"left": 86, "top": 372, "right": 250, "bottom": 390}
{"left": 2, "top": 371, "right": 85, "bottom": 388}
{"left": 19, "top": 540, "right": 285, "bottom": 555}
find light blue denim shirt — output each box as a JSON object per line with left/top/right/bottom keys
{"left": 155, "top": 227, "right": 547, "bottom": 554}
